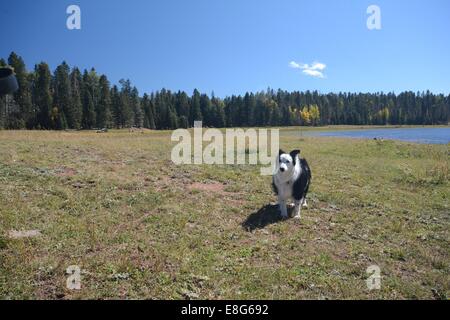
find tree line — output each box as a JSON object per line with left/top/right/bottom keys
{"left": 1, "top": 52, "right": 448, "bottom": 130}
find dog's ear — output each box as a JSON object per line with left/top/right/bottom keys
{"left": 290, "top": 149, "right": 301, "bottom": 160}
{"left": 279, "top": 149, "right": 285, "bottom": 156}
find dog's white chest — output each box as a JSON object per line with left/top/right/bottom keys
{"left": 276, "top": 180, "right": 293, "bottom": 201}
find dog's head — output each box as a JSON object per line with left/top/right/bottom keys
{"left": 277, "top": 149, "right": 301, "bottom": 177}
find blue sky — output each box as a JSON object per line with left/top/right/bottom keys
{"left": 1, "top": 0, "right": 449, "bottom": 97}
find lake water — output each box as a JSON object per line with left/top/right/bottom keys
{"left": 305, "top": 127, "right": 450, "bottom": 144}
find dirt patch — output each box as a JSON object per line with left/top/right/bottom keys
{"left": 55, "top": 167, "right": 77, "bottom": 177}
{"left": 71, "top": 179, "right": 96, "bottom": 189}
{"left": 189, "top": 182, "right": 225, "bottom": 193}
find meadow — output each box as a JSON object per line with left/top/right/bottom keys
{"left": 0, "top": 127, "right": 448, "bottom": 299}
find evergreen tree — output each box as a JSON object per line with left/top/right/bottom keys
{"left": 200, "top": 94, "right": 212, "bottom": 126}
{"left": 33, "top": 62, "right": 53, "bottom": 129}
{"left": 97, "top": 75, "right": 112, "bottom": 128}
{"left": 211, "top": 96, "right": 226, "bottom": 128}
{"left": 0, "top": 58, "right": 6, "bottom": 128}
{"left": 8, "top": 52, "right": 33, "bottom": 128}
{"left": 245, "top": 93, "right": 257, "bottom": 126}
{"left": 142, "top": 93, "right": 156, "bottom": 129}
{"left": 118, "top": 79, "right": 133, "bottom": 128}
{"left": 168, "top": 108, "right": 179, "bottom": 129}
{"left": 53, "top": 61, "right": 71, "bottom": 129}
{"left": 175, "top": 91, "right": 190, "bottom": 126}
{"left": 81, "top": 69, "right": 97, "bottom": 129}
{"left": 190, "top": 89, "right": 202, "bottom": 124}
{"left": 269, "top": 99, "right": 281, "bottom": 126}
{"left": 69, "top": 67, "right": 83, "bottom": 129}
{"left": 110, "top": 85, "right": 122, "bottom": 128}
{"left": 131, "top": 86, "right": 143, "bottom": 128}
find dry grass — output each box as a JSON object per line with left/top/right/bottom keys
{"left": 0, "top": 128, "right": 448, "bottom": 299}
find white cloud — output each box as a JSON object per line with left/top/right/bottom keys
{"left": 302, "top": 69, "right": 325, "bottom": 78}
{"left": 289, "top": 60, "right": 326, "bottom": 78}
{"left": 310, "top": 62, "right": 326, "bottom": 71}
{"left": 289, "top": 61, "right": 302, "bottom": 69}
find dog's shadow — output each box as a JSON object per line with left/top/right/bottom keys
{"left": 242, "top": 204, "right": 293, "bottom": 232}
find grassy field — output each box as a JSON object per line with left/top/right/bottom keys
{"left": 0, "top": 127, "right": 448, "bottom": 299}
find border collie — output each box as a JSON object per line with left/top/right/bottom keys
{"left": 272, "top": 149, "right": 312, "bottom": 219}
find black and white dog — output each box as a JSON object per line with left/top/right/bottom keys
{"left": 272, "top": 149, "right": 312, "bottom": 219}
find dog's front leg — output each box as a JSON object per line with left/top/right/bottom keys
{"left": 302, "top": 198, "right": 308, "bottom": 208}
{"left": 278, "top": 198, "right": 288, "bottom": 218}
